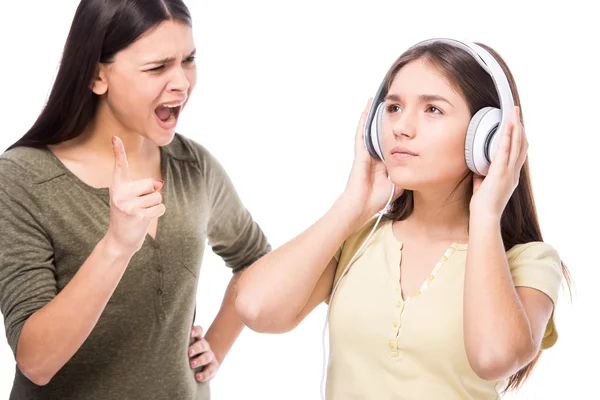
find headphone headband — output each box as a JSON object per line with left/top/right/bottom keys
{"left": 411, "top": 38, "right": 515, "bottom": 145}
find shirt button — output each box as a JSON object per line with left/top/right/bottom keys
{"left": 157, "top": 288, "right": 163, "bottom": 295}
{"left": 157, "top": 265, "right": 163, "bottom": 272}
{"left": 153, "top": 242, "right": 160, "bottom": 249}
{"left": 388, "top": 340, "right": 396, "bottom": 349}
{"left": 393, "top": 321, "right": 399, "bottom": 328}
{"left": 427, "top": 274, "right": 435, "bottom": 281}
{"left": 396, "top": 301, "right": 402, "bottom": 308}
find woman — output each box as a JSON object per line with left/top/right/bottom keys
{"left": 235, "top": 39, "right": 571, "bottom": 399}
{"left": 0, "top": 0, "right": 270, "bottom": 399}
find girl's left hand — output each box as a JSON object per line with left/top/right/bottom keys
{"left": 470, "top": 106, "right": 528, "bottom": 219}
{"left": 189, "top": 326, "right": 220, "bottom": 383}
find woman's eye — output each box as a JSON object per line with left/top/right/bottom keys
{"left": 426, "top": 105, "right": 442, "bottom": 114}
{"left": 147, "top": 65, "right": 165, "bottom": 72}
{"left": 387, "top": 104, "right": 401, "bottom": 113}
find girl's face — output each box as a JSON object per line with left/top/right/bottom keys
{"left": 380, "top": 58, "right": 472, "bottom": 191}
{"left": 94, "top": 20, "right": 197, "bottom": 146}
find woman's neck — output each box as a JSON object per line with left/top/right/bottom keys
{"left": 75, "top": 100, "right": 153, "bottom": 163}
{"left": 404, "top": 180, "right": 471, "bottom": 241}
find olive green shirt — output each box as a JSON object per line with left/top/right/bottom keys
{"left": 0, "top": 133, "right": 271, "bottom": 399}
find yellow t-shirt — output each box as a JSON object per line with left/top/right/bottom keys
{"left": 325, "top": 217, "right": 563, "bottom": 400}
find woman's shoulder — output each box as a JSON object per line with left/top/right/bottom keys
{"left": 506, "top": 241, "right": 560, "bottom": 262}
{"left": 0, "top": 145, "right": 59, "bottom": 185}
{"left": 339, "top": 216, "right": 390, "bottom": 256}
{"left": 166, "top": 133, "right": 231, "bottom": 185}
{"left": 1, "top": 145, "right": 47, "bottom": 165}
{"left": 0, "top": 146, "right": 65, "bottom": 210}
{"left": 164, "top": 133, "right": 214, "bottom": 164}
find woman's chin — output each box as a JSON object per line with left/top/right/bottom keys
{"left": 148, "top": 130, "right": 177, "bottom": 147}
{"left": 389, "top": 172, "right": 420, "bottom": 191}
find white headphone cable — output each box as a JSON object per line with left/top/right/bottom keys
{"left": 319, "top": 182, "right": 396, "bottom": 400}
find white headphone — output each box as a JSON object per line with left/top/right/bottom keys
{"left": 363, "top": 38, "right": 515, "bottom": 176}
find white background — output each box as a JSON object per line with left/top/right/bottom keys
{"left": 1, "top": 0, "right": 598, "bottom": 399}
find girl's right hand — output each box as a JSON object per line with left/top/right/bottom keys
{"left": 342, "top": 98, "right": 404, "bottom": 221}
{"left": 105, "top": 136, "right": 166, "bottom": 255}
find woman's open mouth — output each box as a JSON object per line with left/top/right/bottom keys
{"left": 154, "top": 101, "right": 184, "bottom": 129}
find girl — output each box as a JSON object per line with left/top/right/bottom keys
{"left": 0, "top": 0, "right": 270, "bottom": 399}
{"left": 234, "top": 39, "right": 570, "bottom": 399}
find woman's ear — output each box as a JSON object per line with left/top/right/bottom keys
{"left": 91, "top": 63, "right": 108, "bottom": 95}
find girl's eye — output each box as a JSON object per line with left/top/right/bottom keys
{"left": 387, "top": 104, "right": 401, "bottom": 113}
{"left": 426, "top": 105, "right": 442, "bottom": 114}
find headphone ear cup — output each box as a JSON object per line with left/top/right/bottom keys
{"left": 465, "top": 107, "right": 501, "bottom": 176}
{"left": 372, "top": 102, "right": 386, "bottom": 160}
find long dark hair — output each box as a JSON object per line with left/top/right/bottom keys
{"left": 382, "top": 41, "right": 573, "bottom": 392}
{"left": 7, "top": 0, "right": 192, "bottom": 151}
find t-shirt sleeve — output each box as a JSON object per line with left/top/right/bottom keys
{"left": 324, "top": 216, "right": 382, "bottom": 305}
{"left": 0, "top": 161, "right": 57, "bottom": 356}
{"left": 507, "top": 241, "right": 564, "bottom": 349}
{"left": 200, "top": 148, "right": 271, "bottom": 273}
{"left": 324, "top": 244, "right": 344, "bottom": 306}
{"left": 333, "top": 244, "right": 343, "bottom": 262}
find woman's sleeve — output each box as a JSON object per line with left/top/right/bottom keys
{"left": 507, "top": 241, "right": 564, "bottom": 349}
{"left": 0, "top": 161, "right": 57, "bottom": 356}
{"left": 200, "top": 149, "right": 271, "bottom": 273}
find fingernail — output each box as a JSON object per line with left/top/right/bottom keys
{"left": 196, "top": 374, "right": 202, "bottom": 381}
{"left": 158, "top": 179, "right": 164, "bottom": 185}
{"left": 191, "top": 361, "right": 197, "bottom": 368}
{"left": 112, "top": 136, "right": 116, "bottom": 145}
{"left": 189, "top": 349, "right": 194, "bottom": 357}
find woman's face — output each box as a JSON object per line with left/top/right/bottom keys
{"left": 380, "top": 58, "right": 472, "bottom": 191}
{"left": 95, "top": 20, "right": 197, "bottom": 146}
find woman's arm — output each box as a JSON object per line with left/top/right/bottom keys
{"left": 234, "top": 99, "right": 402, "bottom": 333}
{"left": 17, "top": 236, "right": 134, "bottom": 386}
{"left": 463, "top": 217, "right": 553, "bottom": 380}
{"left": 235, "top": 195, "right": 366, "bottom": 333}
{"left": 464, "top": 107, "right": 554, "bottom": 380}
